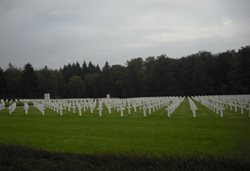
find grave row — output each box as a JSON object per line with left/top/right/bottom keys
{"left": 2, "top": 95, "right": 249, "bottom": 118}
{"left": 192, "top": 95, "right": 250, "bottom": 117}
{"left": 6, "top": 97, "right": 184, "bottom": 117}
{"left": 0, "top": 99, "right": 5, "bottom": 111}
{"left": 188, "top": 97, "right": 198, "bottom": 117}
{"left": 166, "top": 97, "right": 185, "bottom": 117}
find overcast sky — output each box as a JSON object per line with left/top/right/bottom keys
{"left": 0, "top": 0, "right": 250, "bottom": 69}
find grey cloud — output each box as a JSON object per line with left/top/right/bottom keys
{"left": 0, "top": 0, "right": 250, "bottom": 69}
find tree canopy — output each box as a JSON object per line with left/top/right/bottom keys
{"left": 1, "top": 46, "right": 250, "bottom": 99}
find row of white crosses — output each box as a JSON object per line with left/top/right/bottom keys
{"left": 3, "top": 97, "right": 170, "bottom": 117}
{"left": 2, "top": 99, "right": 28, "bottom": 115}
{"left": 43, "top": 100, "right": 63, "bottom": 116}
{"left": 193, "top": 96, "right": 225, "bottom": 117}
{"left": 192, "top": 95, "right": 250, "bottom": 117}
{"left": 42, "top": 97, "right": 174, "bottom": 117}
{"left": 217, "top": 95, "right": 250, "bottom": 116}
{"left": 0, "top": 99, "right": 17, "bottom": 114}
{"left": 8, "top": 102, "right": 16, "bottom": 114}
{"left": 15, "top": 95, "right": 250, "bottom": 118}
{"left": 166, "top": 97, "right": 185, "bottom": 117}
{"left": 188, "top": 97, "right": 198, "bottom": 117}
{"left": 0, "top": 99, "right": 5, "bottom": 111}
{"left": 32, "top": 100, "right": 45, "bottom": 115}
{"left": 41, "top": 98, "right": 98, "bottom": 116}
{"left": 64, "top": 97, "right": 172, "bottom": 117}
{"left": 123, "top": 97, "right": 172, "bottom": 117}
{"left": 85, "top": 97, "right": 172, "bottom": 118}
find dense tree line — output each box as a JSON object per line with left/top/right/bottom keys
{"left": 0, "top": 46, "right": 249, "bottom": 98}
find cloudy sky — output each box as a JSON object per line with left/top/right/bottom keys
{"left": 0, "top": 0, "right": 250, "bottom": 69}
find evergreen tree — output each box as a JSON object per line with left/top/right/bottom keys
{"left": 81, "top": 61, "right": 88, "bottom": 79}
{"left": 238, "top": 46, "right": 250, "bottom": 92}
{"left": 4, "top": 63, "right": 22, "bottom": 98}
{"left": 20, "top": 63, "right": 39, "bottom": 98}
{"left": 102, "top": 61, "right": 114, "bottom": 96}
{"left": 0, "top": 68, "right": 8, "bottom": 98}
{"left": 37, "top": 66, "right": 57, "bottom": 97}
{"left": 125, "top": 58, "right": 145, "bottom": 97}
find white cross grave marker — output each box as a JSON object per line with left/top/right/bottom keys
{"left": 98, "top": 101, "right": 102, "bottom": 117}
{"left": 24, "top": 102, "right": 29, "bottom": 115}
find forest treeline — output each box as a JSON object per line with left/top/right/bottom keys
{"left": 0, "top": 46, "right": 249, "bottom": 98}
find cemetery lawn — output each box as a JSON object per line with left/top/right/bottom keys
{"left": 0, "top": 98, "right": 250, "bottom": 160}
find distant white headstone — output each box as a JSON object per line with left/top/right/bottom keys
{"left": 106, "top": 94, "right": 110, "bottom": 99}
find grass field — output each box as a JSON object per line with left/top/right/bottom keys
{"left": 0, "top": 98, "right": 250, "bottom": 160}
{"left": 1, "top": 144, "right": 250, "bottom": 171}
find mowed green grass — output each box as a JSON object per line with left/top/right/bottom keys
{"left": 0, "top": 98, "right": 250, "bottom": 159}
